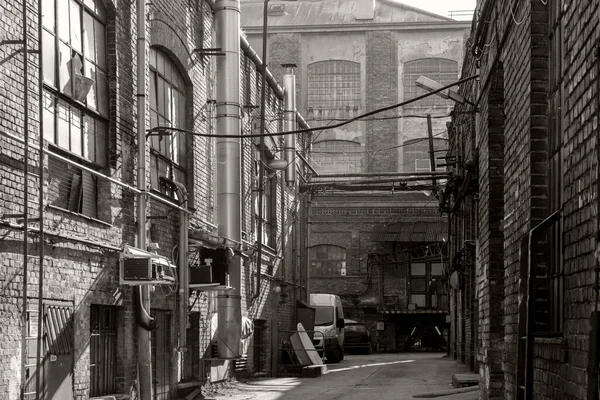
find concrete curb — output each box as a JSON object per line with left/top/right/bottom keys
{"left": 412, "top": 386, "right": 478, "bottom": 398}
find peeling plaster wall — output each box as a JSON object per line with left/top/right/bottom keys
{"left": 397, "top": 30, "right": 466, "bottom": 172}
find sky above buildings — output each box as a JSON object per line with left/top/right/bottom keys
{"left": 399, "top": 0, "right": 477, "bottom": 20}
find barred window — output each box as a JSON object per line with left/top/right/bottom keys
{"left": 308, "top": 60, "right": 361, "bottom": 109}
{"left": 149, "top": 48, "right": 188, "bottom": 198}
{"left": 403, "top": 58, "right": 458, "bottom": 109}
{"left": 310, "top": 245, "right": 347, "bottom": 276}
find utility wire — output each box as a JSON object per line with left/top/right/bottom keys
{"left": 147, "top": 75, "right": 480, "bottom": 139}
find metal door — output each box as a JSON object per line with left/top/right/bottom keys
{"left": 151, "top": 310, "right": 172, "bottom": 400}
{"left": 24, "top": 301, "right": 75, "bottom": 400}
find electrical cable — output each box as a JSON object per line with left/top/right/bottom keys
{"left": 147, "top": 75, "right": 480, "bottom": 139}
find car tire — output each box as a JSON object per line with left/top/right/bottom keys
{"left": 327, "top": 346, "right": 343, "bottom": 363}
{"left": 367, "top": 344, "right": 373, "bottom": 355}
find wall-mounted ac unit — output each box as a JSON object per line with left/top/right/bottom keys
{"left": 120, "top": 245, "right": 177, "bottom": 285}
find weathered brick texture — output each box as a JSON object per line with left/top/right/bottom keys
{"left": 0, "top": 0, "right": 306, "bottom": 398}
{"left": 448, "top": 0, "right": 600, "bottom": 398}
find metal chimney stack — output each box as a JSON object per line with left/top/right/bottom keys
{"left": 282, "top": 64, "right": 297, "bottom": 186}
{"left": 215, "top": 0, "right": 242, "bottom": 359}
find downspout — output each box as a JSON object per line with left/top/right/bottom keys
{"left": 253, "top": 0, "right": 269, "bottom": 303}
{"left": 135, "top": 0, "right": 153, "bottom": 398}
{"left": 20, "top": 0, "right": 29, "bottom": 397}
{"left": 35, "top": 0, "right": 45, "bottom": 396}
{"left": 215, "top": 0, "right": 242, "bottom": 359}
{"left": 161, "top": 179, "right": 190, "bottom": 378}
{"left": 588, "top": 40, "right": 600, "bottom": 400}
{"left": 522, "top": 210, "right": 561, "bottom": 399}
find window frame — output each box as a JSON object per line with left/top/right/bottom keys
{"left": 149, "top": 47, "right": 188, "bottom": 198}
{"left": 403, "top": 58, "right": 458, "bottom": 109}
{"left": 42, "top": 0, "right": 108, "bottom": 166}
{"left": 408, "top": 259, "right": 445, "bottom": 309}
{"left": 307, "top": 60, "right": 361, "bottom": 110}
{"left": 309, "top": 245, "right": 347, "bottom": 277}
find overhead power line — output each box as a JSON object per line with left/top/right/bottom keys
{"left": 147, "top": 74, "right": 479, "bottom": 139}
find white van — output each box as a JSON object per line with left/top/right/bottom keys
{"left": 310, "top": 293, "right": 345, "bottom": 363}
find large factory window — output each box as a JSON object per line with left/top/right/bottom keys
{"left": 308, "top": 60, "right": 361, "bottom": 111}
{"left": 149, "top": 48, "right": 188, "bottom": 198}
{"left": 403, "top": 58, "right": 458, "bottom": 110}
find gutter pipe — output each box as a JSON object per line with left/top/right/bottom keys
{"left": 135, "top": 0, "right": 153, "bottom": 398}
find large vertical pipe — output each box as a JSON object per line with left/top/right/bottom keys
{"left": 20, "top": 0, "right": 29, "bottom": 397}
{"left": 253, "top": 0, "right": 270, "bottom": 304}
{"left": 136, "top": 0, "right": 152, "bottom": 397}
{"left": 283, "top": 65, "right": 296, "bottom": 187}
{"left": 215, "top": 0, "right": 242, "bottom": 359}
{"left": 35, "top": 0, "right": 45, "bottom": 396}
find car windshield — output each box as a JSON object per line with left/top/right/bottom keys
{"left": 314, "top": 306, "right": 334, "bottom": 326}
{"left": 345, "top": 324, "right": 368, "bottom": 333}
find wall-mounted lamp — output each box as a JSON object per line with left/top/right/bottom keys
{"left": 416, "top": 75, "right": 473, "bottom": 106}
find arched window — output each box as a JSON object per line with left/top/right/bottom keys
{"left": 308, "top": 60, "right": 361, "bottom": 110}
{"left": 310, "top": 245, "right": 347, "bottom": 276}
{"left": 403, "top": 58, "right": 458, "bottom": 109}
{"left": 149, "top": 48, "right": 188, "bottom": 197}
{"left": 311, "top": 139, "right": 362, "bottom": 174}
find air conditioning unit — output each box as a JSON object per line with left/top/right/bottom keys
{"left": 120, "top": 245, "right": 177, "bottom": 285}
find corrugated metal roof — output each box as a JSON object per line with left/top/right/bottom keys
{"left": 240, "top": 0, "right": 454, "bottom": 28}
{"left": 371, "top": 221, "right": 447, "bottom": 242}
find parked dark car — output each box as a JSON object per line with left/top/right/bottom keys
{"left": 343, "top": 322, "right": 373, "bottom": 354}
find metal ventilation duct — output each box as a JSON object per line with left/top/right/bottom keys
{"left": 215, "top": 0, "right": 242, "bottom": 359}
{"left": 282, "top": 65, "right": 297, "bottom": 186}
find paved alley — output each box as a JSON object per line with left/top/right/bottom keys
{"left": 198, "top": 353, "right": 477, "bottom": 400}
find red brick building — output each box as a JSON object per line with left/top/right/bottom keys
{"left": 445, "top": 0, "right": 600, "bottom": 398}
{"left": 0, "top": 0, "right": 309, "bottom": 398}
{"left": 241, "top": 0, "right": 469, "bottom": 352}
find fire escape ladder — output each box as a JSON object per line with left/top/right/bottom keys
{"left": 516, "top": 210, "right": 561, "bottom": 400}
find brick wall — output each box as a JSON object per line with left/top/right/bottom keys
{"left": 365, "top": 31, "right": 398, "bottom": 173}
{"left": 1, "top": 0, "right": 307, "bottom": 397}
{"left": 448, "top": 0, "right": 600, "bottom": 398}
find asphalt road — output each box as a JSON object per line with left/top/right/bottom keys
{"left": 198, "top": 353, "right": 478, "bottom": 400}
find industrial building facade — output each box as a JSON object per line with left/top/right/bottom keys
{"left": 445, "top": 0, "right": 600, "bottom": 399}
{"left": 0, "top": 0, "right": 309, "bottom": 398}
{"left": 241, "top": 0, "right": 469, "bottom": 352}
